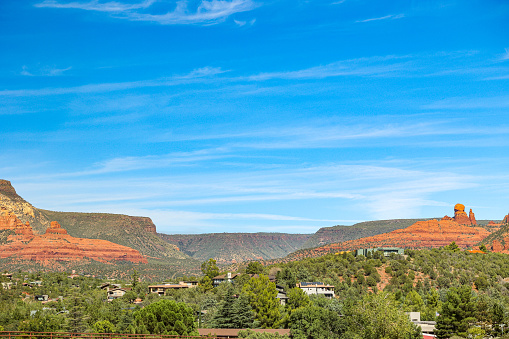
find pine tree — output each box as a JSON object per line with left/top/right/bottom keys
{"left": 232, "top": 295, "right": 256, "bottom": 328}
{"left": 213, "top": 286, "right": 237, "bottom": 328}
{"left": 242, "top": 274, "right": 280, "bottom": 328}
{"left": 435, "top": 285, "right": 477, "bottom": 339}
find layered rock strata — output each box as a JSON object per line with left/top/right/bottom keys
{"left": 0, "top": 214, "right": 147, "bottom": 264}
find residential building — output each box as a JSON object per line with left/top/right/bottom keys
{"left": 297, "top": 282, "right": 335, "bottom": 298}
{"left": 107, "top": 288, "right": 128, "bottom": 301}
{"left": 148, "top": 282, "right": 190, "bottom": 295}
{"left": 355, "top": 247, "right": 404, "bottom": 257}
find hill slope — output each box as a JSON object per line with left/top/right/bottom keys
{"left": 159, "top": 232, "right": 311, "bottom": 264}
{"left": 301, "top": 219, "right": 426, "bottom": 249}
{"left": 0, "top": 180, "right": 190, "bottom": 264}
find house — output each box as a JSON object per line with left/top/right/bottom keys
{"left": 355, "top": 247, "right": 404, "bottom": 257}
{"left": 213, "top": 273, "right": 241, "bottom": 287}
{"left": 276, "top": 285, "right": 288, "bottom": 305}
{"left": 107, "top": 288, "right": 128, "bottom": 301}
{"left": 35, "top": 295, "right": 49, "bottom": 302}
{"left": 407, "top": 312, "right": 436, "bottom": 337}
{"left": 148, "top": 282, "right": 190, "bottom": 295}
{"left": 2, "top": 282, "right": 14, "bottom": 289}
{"left": 99, "top": 282, "right": 121, "bottom": 291}
{"left": 297, "top": 282, "right": 335, "bottom": 298}
{"left": 213, "top": 273, "right": 277, "bottom": 287}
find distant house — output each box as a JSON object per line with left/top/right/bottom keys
{"left": 148, "top": 282, "right": 190, "bottom": 295}
{"left": 407, "top": 312, "right": 436, "bottom": 337}
{"left": 99, "top": 283, "right": 121, "bottom": 291}
{"left": 213, "top": 273, "right": 276, "bottom": 288}
{"left": 355, "top": 247, "right": 404, "bottom": 257}
{"left": 297, "top": 282, "right": 335, "bottom": 298}
{"left": 107, "top": 288, "right": 128, "bottom": 301}
{"left": 35, "top": 295, "right": 49, "bottom": 302}
{"left": 276, "top": 285, "right": 288, "bottom": 305}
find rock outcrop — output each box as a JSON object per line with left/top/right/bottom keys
{"left": 453, "top": 203, "right": 477, "bottom": 225}
{"left": 276, "top": 205, "right": 493, "bottom": 262}
{"left": 0, "top": 180, "right": 50, "bottom": 233}
{"left": 0, "top": 214, "right": 147, "bottom": 264}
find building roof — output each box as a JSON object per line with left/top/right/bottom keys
{"left": 148, "top": 283, "right": 189, "bottom": 289}
{"left": 298, "top": 282, "right": 334, "bottom": 288}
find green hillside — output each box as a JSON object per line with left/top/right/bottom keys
{"left": 159, "top": 232, "right": 311, "bottom": 263}
{"left": 301, "top": 219, "right": 427, "bottom": 249}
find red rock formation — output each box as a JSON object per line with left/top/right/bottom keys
{"left": 503, "top": 214, "right": 509, "bottom": 224}
{"left": 453, "top": 203, "right": 473, "bottom": 225}
{"left": 469, "top": 209, "right": 477, "bottom": 225}
{"left": 0, "top": 215, "right": 147, "bottom": 264}
{"left": 441, "top": 215, "right": 453, "bottom": 221}
{"left": 332, "top": 219, "right": 491, "bottom": 251}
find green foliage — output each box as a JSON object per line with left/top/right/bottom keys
{"left": 213, "top": 286, "right": 236, "bottom": 328}
{"left": 288, "top": 305, "right": 345, "bottom": 339}
{"left": 344, "top": 291, "right": 423, "bottom": 339}
{"left": 242, "top": 275, "right": 281, "bottom": 328}
{"left": 131, "top": 299, "right": 197, "bottom": 335}
{"left": 435, "top": 286, "right": 477, "bottom": 339}
{"left": 238, "top": 329, "right": 289, "bottom": 339}
{"left": 201, "top": 259, "right": 220, "bottom": 279}
{"left": 285, "top": 287, "right": 310, "bottom": 311}
{"left": 93, "top": 320, "right": 116, "bottom": 333}
{"left": 444, "top": 241, "right": 460, "bottom": 252}
{"left": 246, "top": 262, "right": 264, "bottom": 275}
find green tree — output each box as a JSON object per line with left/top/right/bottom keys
{"left": 201, "top": 259, "right": 220, "bottom": 279}
{"left": 288, "top": 305, "right": 345, "bottom": 339}
{"left": 131, "top": 299, "right": 197, "bottom": 335}
{"left": 232, "top": 295, "right": 256, "bottom": 329}
{"left": 131, "top": 270, "right": 139, "bottom": 289}
{"left": 238, "top": 329, "right": 289, "bottom": 339}
{"left": 344, "top": 291, "right": 423, "bottom": 339}
{"left": 285, "top": 287, "right": 310, "bottom": 311}
{"left": 435, "top": 286, "right": 477, "bottom": 339}
{"left": 213, "top": 285, "right": 236, "bottom": 328}
{"left": 243, "top": 275, "right": 281, "bottom": 328}
{"left": 444, "top": 241, "right": 460, "bottom": 252}
{"left": 246, "top": 262, "right": 264, "bottom": 275}
{"left": 199, "top": 276, "right": 214, "bottom": 292}
{"left": 93, "top": 320, "right": 116, "bottom": 333}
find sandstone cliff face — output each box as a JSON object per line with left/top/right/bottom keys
{"left": 275, "top": 205, "right": 493, "bottom": 262}
{"left": 0, "top": 180, "right": 50, "bottom": 233}
{"left": 453, "top": 203, "right": 477, "bottom": 225}
{"left": 0, "top": 215, "right": 147, "bottom": 264}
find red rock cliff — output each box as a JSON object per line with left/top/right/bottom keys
{"left": 0, "top": 216, "right": 147, "bottom": 264}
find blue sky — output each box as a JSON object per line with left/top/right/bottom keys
{"left": 1, "top": 0, "right": 509, "bottom": 234}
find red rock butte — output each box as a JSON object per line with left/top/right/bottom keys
{"left": 453, "top": 203, "right": 477, "bottom": 225}
{"left": 304, "top": 204, "right": 491, "bottom": 255}
{"left": 0, "top": 212, "right": 147, "bottom": 264}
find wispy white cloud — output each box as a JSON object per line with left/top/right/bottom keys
{"left": 0, "top": 66, "right": 224, "bottom": 97}
{"left": 247, "top": 55, "right": 412, "bottom": 81}
{"left": 35, "top": 0, "right": 260, "bottom": 25}
{"left": 501, "top": 48, "right": 509, "bottom": 61}
{"left": 422, "top": 95, "right": 509, "bottom": 110}
{"left": 356, "top": 13, "right": 405, "bottom": 23}
{"left": 234, "top": 18, "right": 255, "bottom": 26}
{"left": 35, "top": 0, "right": 156, "bottom": 12}
{"left": 20, "top": 65, "right": 72, "bottom": 77}
{"left": 126, "top": 0, "right": 259, "bottom": 25}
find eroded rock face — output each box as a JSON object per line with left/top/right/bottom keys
{"left": 452, "top": 203, "right": 477, "bottom": 225}
{"left": 334, "top": 219, "right": 490, "bottom": 250}
{"left": 504, "top": 214, "right": 509, "bottom": 224}
{"left": 0, "top": 214, "right": 147, "bottom": 264}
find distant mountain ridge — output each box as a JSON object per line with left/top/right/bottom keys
{"left": 159, "top": 232, "right": 312, "bottom": 264}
